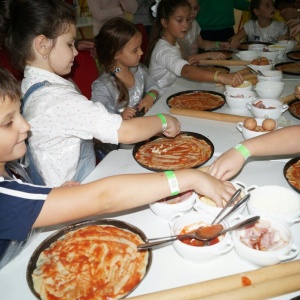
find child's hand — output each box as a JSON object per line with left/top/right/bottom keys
{"left": 207, "top": 52, "right": 226, "bottom": 60}
{"left": 138, "top": 97, "right": 155, "bottom": 113}
{"left": 295, "top": 84, "right": 300, "bottom": 99}
{"left": 121, "top": 107, "right": 137, "bottom": 120}
{"left": 228, "top": 39, "right": 240, "bottom": 49}
{"left": 218, "top": 72, "right": 244, "bottom": 87}
{"left": 161, "top": 114, "right": 181, "bottom": 137}
{"left": 220, "top": 42, "right": 230, "bottom": 49}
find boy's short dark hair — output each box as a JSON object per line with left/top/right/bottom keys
{"left": 0, "top": 67, "right": 21, "bottom": 102}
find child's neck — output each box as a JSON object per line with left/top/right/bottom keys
{"left": 0, "top": 163, "right": 9, "bottom": 177}
{"left": 115, "top": 67, "right": 135, "bottom": 88}
{"left": 161, "top": 31, "right": 177, "bottom": 46}
{"left": 257, "top": 17, "right": 272, "bottom": 28}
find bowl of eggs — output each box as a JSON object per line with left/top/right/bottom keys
{"left": 225, "top": 81, "right": 252, "bottom": 93}
{"left": 224, "top": 89, "right": 256, "bottom": 111}
{"left": 169, "top": 211, "right": 234, "bottom": 263}
{"left": 257, "top": 70, "right": 282, "bottom": 82}
{"left": 246, "top": 99, "right": 288, "bottom": 119}
{"left": 247, "top": 185, "right": 300, "bottom": 226}
{"left": 254, "top": 81, "right": 284, "bottom": 99}
{"left": 149, "top": 190, "right": 196, "bottom": 220}
{"left": 248, "top": 57, "right": 273, "bottom": 72}
{"left": 237, "top": 117, "right": 277, "bottom": 139}
{"left": 194, "top": 181, "right": 248, "bottom": 216}
{"left": 231, "top": 214, "right": 299, "bottom": 267}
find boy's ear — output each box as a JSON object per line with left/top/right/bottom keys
{"left": 33, "top": 35, "right": 52, "bottom": 57}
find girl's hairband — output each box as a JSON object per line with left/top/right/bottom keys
{"left": 151, "top": 0, "right": 161, "bottom": 18}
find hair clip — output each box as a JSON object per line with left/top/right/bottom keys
{"left": 151, "top": 0, "right": 161, "bottom": 18}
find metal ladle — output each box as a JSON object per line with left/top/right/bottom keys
{"left": 137, "top": 216, "right": 260, "bottom": 250}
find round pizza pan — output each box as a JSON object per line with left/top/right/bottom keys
{"left": 132, "top": 131, "right": 214, "bottom": 172}
{"left": 196, "top": 64, "right": 230, "bottom": 73}
{"left": 286, "top": 50, "right": 300, "bottom": 61}
{"left": 27, "top": 218, "right": 152, "bottom": 300}
{"left": 288, "top": 99, "right": 300, "bottom": 120}
{"left": 198, "top": 49, "right": 234, "bottom": 59}
{"left": 283, "top": 156, "right": 300, "bottom": 193}
{"left": 166, "top": 90, "right": 225, "bottom": 111}
{"left": 274, "top": 61, "right": 300, "bottom": 76}
{"left": 238, "top": 41, "right": 272, "bottom": 51}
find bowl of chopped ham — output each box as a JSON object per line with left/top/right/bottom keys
{"left": 246, "top": 98, "right": 288, "bottom": 119}
{"left": 232, "top": 215, "right": 299, "bottom": 267}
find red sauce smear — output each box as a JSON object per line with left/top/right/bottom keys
{"left": 241, "top": 276, "right": 252, "bottom": 286}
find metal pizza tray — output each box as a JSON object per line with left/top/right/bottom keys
{"left": 132, "top": 131, "right": 214, "bottom": 172}
{"left": 283, "top": 156, "right": 300, "bottom": 193}
{"left": 27, "top": 218, "right": 152, "bottom": 300}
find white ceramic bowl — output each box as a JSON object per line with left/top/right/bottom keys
{"left": 236, "top": 117, "right": 278, "bottom": 139}
{"left": 232, "top": 215, "right": 299, "bottom": 266}
{"left": 247, "top": 185, "right": 300, "bottom": 226}
{"left": 238, "top": 50, "right": 259, "bottom": 61}
{"left": 224, "top": 90, "right": 256, "bottom": 111}
{"left": 149, "top": 191, "right": 196, "bottom": 220}
{"left": 259, "top": 50, "right": 278, "bottom": 63}
{"left": 267, "top": 44, "right": 286, "bottom": 60}
{"left": 248, "top": 63, "right": 273, "bottom": 72}
{"left": 277, "top": 40, "right": 297, "bottom": 53}
{"left": 247, "top": 98, "right": 288, "bottom": 119}
{"left": 170, "top": 212, "right": 234, "bottom": 263}
{"left": 248, "top": 44, "right": 266, "bottom": 54}
{"left": 194, "top": 181, "right": 248, "bottom": 216}
{"left": 254, "top": 81, "right": 285, "bottom": 99}
{"left": 225, "top": 81, "right": 252, "bottom": 93}
{"left": 257, "top": 70, "right": 283, "bottom": 82}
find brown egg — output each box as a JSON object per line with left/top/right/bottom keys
{"left": 262, "top": 118, "right": 276, "bottom": 131}
{"left": 244, "top": 117, "right": 257, "bottom": 130}
{"left": 251, "top": 59, "right": 259, "bottom": 65}
{"left": 259, "top": 60, "right": 269, "bottom": 65}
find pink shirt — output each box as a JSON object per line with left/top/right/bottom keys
{"left": 87, "top": 0, "right": 138, "bottom": 36}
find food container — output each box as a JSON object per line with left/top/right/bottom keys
{"left": 225, "top": 81, "right": 252, "bottom": 93}
{"left": 267, "top": 44, "right": 286, "bottom": 60}
{"left": 254, "top": 81, "right": 284, "bottom": 99}
{"left": 149, "top": 191, "right": 196, "bottom": 220}
{"left": 247, "top": 185, "right": 300, "bottom": 226}
{"left": 237, "top": 50, "right": 259, "bottom": 61}
{"left": 224, "top": 89, "right": 256, "bottom": 111}
{"left": 257, "top": 70, "right": 282, "bottom": 82}
{"left": 169, "top": 212, "right": 234, "bottom": 263}
{"left": 248, "top": 43, "right": 266, "bottom": 54}
{"left": 232, "top": 214, "right": 299, "bottom": 267}
{"left": 236, "top": 117, "right": 278, "bottom": 139}
{"left": 246, "top": 98, "right": 288, "bottom": 119}
{"left": 194, "top": 181, "right": 249, "bottom": 216}
{"left": 260, "top": 50, "right": 278, "bottom": 63}
{"left": 248, "top": 63, "right": 273, "bottom": 72}
{"left": 277, "top": 40, "right": 297, "bottom": 53}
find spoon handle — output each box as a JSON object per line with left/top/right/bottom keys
{"left": 222, "top": 215, "right": 260, "bottom": 234}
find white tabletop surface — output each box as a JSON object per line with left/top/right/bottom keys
{"left": 1, "top": 65, "right": 300, "bottom": 299}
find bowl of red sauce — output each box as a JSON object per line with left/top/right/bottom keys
{"left": 169, "top": 212, "right": 234, "bottom": 263}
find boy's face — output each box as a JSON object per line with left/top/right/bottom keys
{"left": 0, "top": 97, "right": 30, "bottom": 167}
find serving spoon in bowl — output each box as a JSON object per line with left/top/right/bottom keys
{"left": 137, "top": 216, "right": 260, "bottom": 250}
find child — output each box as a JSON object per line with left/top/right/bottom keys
{"left": 179, "top": 0, "right": 231, "bottom": 62}
{"left": 91, "top": 17, "right": 159, "bottom": 120}
{"left": 208, "top": 85, "right": 300, "bottom": 181}
{"left": 144, "top": 0, "right": 244, "bottom": 96}
{"left": 0, "top": 67, "right": 237, "bottom": 269}
{"left": 0, "top": 0, "right": 180, "bottom": 187}
{"left": 229, "top": 0, "right": 288, "bottom": 47}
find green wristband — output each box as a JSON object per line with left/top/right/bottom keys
{"left": 147, "top": 92, "right": 157, "bottom": 101}
{"left": 216, "top": 41, "right": 220, "bottom": 48}
{"left": 156, "top": 113, "right": 167, "bottom": 131}
{"left": 164, "top": 171, "right": 180, "bottom": 196}
{"left": 234, "top": 144, "right": 251, "bottom": 160}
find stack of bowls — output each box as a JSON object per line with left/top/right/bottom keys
{"left": 254, "top": 81, "right": 285, "bottom": 99}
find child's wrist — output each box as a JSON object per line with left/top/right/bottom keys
{"left": 215, "top": 41, "right": 220, "bottom": 48}
{"left": 233, "top": 144, "right": 251, "bottom": 160}
{"left": 156, "top": 113, "right": 167, "bottom": 131}
{"left": 164, "top": 170, "right": 180, "bottom": 196}
{"left": 147, "top": 91, "right": 157, "bottom": 102}
{"left": 214, "top": 70, "right": 221, "bottom": 83}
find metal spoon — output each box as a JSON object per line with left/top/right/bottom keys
{"left": 247, "top": 65, "right": 265, "bottom": 76}
{"left": 137, "top": 216, "right": 260, "bottom": 250}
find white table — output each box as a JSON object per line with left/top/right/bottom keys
{"left": 1, "top": 68, "right": 300, "bottom": 299}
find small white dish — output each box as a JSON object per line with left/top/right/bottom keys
{"left": 237, "top": 50, "right": 259, "bottom": 61}
{"left": 232, "top": 215, "right": 299, "bottom": 267}
{"left": 248, "top": 63, "right": 272, "bottom": 72}
{"left": 277, "top": 40, "right": 297, "bottom": 53}
{"left": 267, "top": 44, "right": 286, "bottom": 60}
{"left": 257, "top": 70, "right": 282, "bottom": 82}
{"left": 254, "top": 81, "right": 284, "bottom": 99}
{"left": 224, "top": 90, "right": 256, "bottom": 111}
{"left": 246, "top": 98, "right": 288, "bottom": 119}
{"left": 225, "top": 81, "right": 252, "bottom": 93}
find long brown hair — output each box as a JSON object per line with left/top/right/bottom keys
{"left": 95, "top": 17, "right": 139, "bottom": 106}
{"left": 144, "top": 0, "right": 190, "bottom": 67}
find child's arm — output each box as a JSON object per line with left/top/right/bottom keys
{"left": 137, "top": 90, "right": 158, "bottom": 113}
{"left": 227, "top": 28, "right": 247, "bottom": 49}
{"left": 33, "top": 168, "right": 237, "bottom": 227}
{"left": 197, "top": 35, "right": 230, "bottom": 50}
{"left": 188, "top": 52, "right": 226, "bottom": 64}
